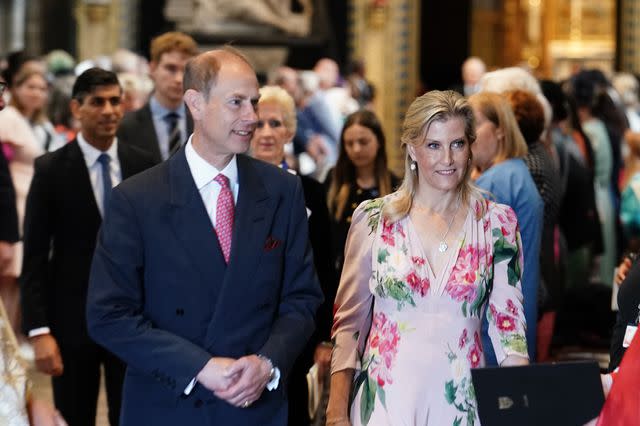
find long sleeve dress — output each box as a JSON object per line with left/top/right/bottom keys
{"left": 331, "top": 195, "right": 529, "bottom": 426}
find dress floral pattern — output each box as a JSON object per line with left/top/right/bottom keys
{"left": 331, "top": 195, "right": 528, "bottom": 425}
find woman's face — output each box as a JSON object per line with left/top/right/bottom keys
{"left": 13, "top": 73, "right": 48, "bottom": 117}
{"left": 343, "top": 123, "right": 380, "bottom": 170}
{"left": 408, "top": 117, "right": 470, "bottom": 194}
{"left": 251, "top": 101, "right": 292, "bottom": 166}
{"left": 471, "top": 109, "right": 500, "bottom": 172}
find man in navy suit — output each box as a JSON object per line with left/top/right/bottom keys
{"left": 87, "top": 47, "right": 323, "bottom": 425}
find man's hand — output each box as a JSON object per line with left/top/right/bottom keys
{"left": 196, "top": 357, "right": 238, "bottom": 393}
{"left": 614, "top": 257, "right": 633, "bottom": 286}
{"left": 306, "top": 135, "right": 329, "bottom": 164}
{"left": 0, "top": 241, "right": 15, "bottom": 274}
{"left": 314, "top": 343, "right": 332, "bottom": 383}
{"left": 214, "top": 355, "right": 272, "bottom": 407}
{"left": 31, "top": 334, "right": 63, "bottom": 376}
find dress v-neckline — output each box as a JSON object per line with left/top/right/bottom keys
{"left": 407, "top": 208, "right": 470, "bottom": 296}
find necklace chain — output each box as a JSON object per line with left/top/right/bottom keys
{"left": 413, "top": 198, "right": 461, "bottom": 253}
{"left": 438, "top": 200, "right": 460, "bottom": 253}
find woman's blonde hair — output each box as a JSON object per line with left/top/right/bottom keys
{"left": 468, "top": 91, "right": 528, "bottom": 165}
{"left": 9, "top": 66, "right": 48, "bottom": 123}
{"left": 383, "top": 90, "right": 483, "bottom": 222}
{"left": 257, "top": 85, "right": 297, "bottom": 136}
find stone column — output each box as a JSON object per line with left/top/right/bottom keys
{"left": 348, "top": 0, "right": 421, "bottom": 174}
{"left": 75, "top": 0, "right": 121, "bottom": 61}
{"left": 620, "top": 0, "right": 640, "bottom": 73}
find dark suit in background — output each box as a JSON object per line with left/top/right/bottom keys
{"left": 0, "top": 149, "right": 19, "bottom": 244}
{"left": 21, "top": 140, "right": 154, "bottom": 425}
{"left": 117, "top": 102, "right": 193, "bottom": 164}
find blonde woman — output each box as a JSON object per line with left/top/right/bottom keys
{"left": 327, "top": 91, "right": 529, "bottom": 426}
{"left": 468, "top": 91, "right": 543, "bottom": 365}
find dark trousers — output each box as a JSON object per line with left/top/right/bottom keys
{"left": 52, "top": 343, "right": 126, "bottom": 426}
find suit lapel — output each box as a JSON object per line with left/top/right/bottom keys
{"left": 66, "top": 141, "right": 101, "bottom": 222}
{"left": 167, "top": 148, "right": 226, "bottom": 286}
{"left": 138, "top": 105, "right": 163, "bottom": 163}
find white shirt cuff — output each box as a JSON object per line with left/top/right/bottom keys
{"left": 184, "top": 378, "right": 197, "bottom": 395}
{"left": 28, "top": 327, "right": 51, "bottom": 337}
{"left": 266, "top": 367, "right": 281, "bottom": 391}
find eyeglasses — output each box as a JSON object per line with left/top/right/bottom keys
{"left": 0, "top": 82, "right": 6, "bottom": 94}
{"left": 256, "top": 119, "right": 283, "bottom": 129}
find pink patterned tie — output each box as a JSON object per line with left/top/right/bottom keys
{"left": 214, "top": 174, "right": 234, "bottom": 263}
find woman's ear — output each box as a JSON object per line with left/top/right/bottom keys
{"left": 495, "top": 126, "right": 505, "bottom": 143}
{"left": 406, "top": 144, "right": 416, "bottom": 162}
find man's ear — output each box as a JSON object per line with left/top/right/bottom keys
{"left": 69, "top": 98, "right": 81, "bottom": 120}
{"left": 184, "top": 89, "right": 203, "bottom": 121}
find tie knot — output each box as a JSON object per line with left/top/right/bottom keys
{"left": 214, "top": 173, "right": 230, "bottom": 189}
{"left": 164, "top": 112, "right": 179, "bottom": 125}
{"left": 97, "top": 153, "right": 110, "bottom": 166}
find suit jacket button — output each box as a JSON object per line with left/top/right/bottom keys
{"left": 194, "top": 399, "right": 203, "bottom": 408}
{"left": 176, "top": 308, "right": 184, "bottom": 316}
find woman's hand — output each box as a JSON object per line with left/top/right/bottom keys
{"left": 326, "top": 417, "right": 351, "bottom": 426}
{"left": 326, "top": 369, "right": 354, "bottom": 426}
{"left": 27, "top": 398, "right": 67, "bottom": 426}
{"left": 500, "top": 354, "right": 529, "bottom": 367}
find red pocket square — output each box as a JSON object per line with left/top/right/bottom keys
{"left": 264, "top": 236, "right": 282, "bottom": 251}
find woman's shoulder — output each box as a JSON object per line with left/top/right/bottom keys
{"left": 352, "top": 193, "right": 397, "bottom": 232}
{"left": 482, "top": 198, "right": 518, "bottom": 223}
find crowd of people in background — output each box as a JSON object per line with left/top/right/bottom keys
{"left": 1, "top": 31, "right": 640, "bottom": 425}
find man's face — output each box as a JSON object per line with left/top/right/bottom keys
{"left": 71, "top": 85, "right": 123, "bottom": 145}
{"left": 192, "top": 59, "right": 260, "bottom": 157}
{"left": 150, "top": 50, "right": 191, "bottom": 106}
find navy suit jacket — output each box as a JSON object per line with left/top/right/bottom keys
{"left": 87, "top": 148, "right": 323, "bottom": 425}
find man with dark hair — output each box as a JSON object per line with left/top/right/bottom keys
{"left": 87, "top": 49, "right": 322, "bottom": 425}
{"left": 118, "top": 31, "right": 198, "bottom": 163}
{"left": 21, "top": 67, "right": 155, "bottom": 425}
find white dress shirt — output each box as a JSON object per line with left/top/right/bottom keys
{"left": 183, "top": 136, "right": 280, "bottom": 394}
{"left": 185, "top": 136, "right": 239, "bottom": 226}
{"left": 28, "top": 134, "right": 121, "bottom": 338}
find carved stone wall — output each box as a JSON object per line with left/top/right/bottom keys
{"left": 348, "top": 0, "right": 420, "bottom": 174}
{"left": 620, "top": 0, "right": 640, "bottom": 73}
{"left": 76, "top": 0, "right": 122, "bottom": 61}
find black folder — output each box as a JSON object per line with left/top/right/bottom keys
{"left": 471, "top": 361, "right": 605, "bottom": 426}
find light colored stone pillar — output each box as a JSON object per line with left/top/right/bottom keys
{"left": 620, "top": 0, "right": 640, "bottom": 73}
{"left": 75, "top": 0, "right": 121, "bottom": 61}
{"left": 348, "top": 0, "right": 421, "bottom": 174}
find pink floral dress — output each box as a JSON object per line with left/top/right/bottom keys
{"left": 331, "top": 195, "right": 528, "bottom": 426}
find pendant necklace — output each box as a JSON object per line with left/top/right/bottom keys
{"left": 438, "top": 198, "right": 461, "bottom": 253}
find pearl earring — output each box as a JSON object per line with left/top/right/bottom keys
{"left": 410, "top": 161, "right": 417, "bottom": 171}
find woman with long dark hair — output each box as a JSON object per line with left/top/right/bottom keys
{"left": 326, "top": 110, "right": 399, "bottom": 278}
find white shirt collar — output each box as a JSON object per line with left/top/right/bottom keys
{"left": 76, "top": 133, "right": 118, "bottom": 168}
{"left": 185, "top": 135, "right": 238, "bottom": 190}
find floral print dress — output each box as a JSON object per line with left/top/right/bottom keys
{"left": 331, "top": 195, "right": 528, "bottom": 426}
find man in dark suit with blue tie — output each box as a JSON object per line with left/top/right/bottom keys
{"left": 21, "top": 68, "right": 155, "bottom": 425}
{"left": 87, "top": 47, "right": 323, "bottom": 425}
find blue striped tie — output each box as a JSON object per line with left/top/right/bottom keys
{"left": 97, "top": 153, "right": 112, "bottom": 215}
